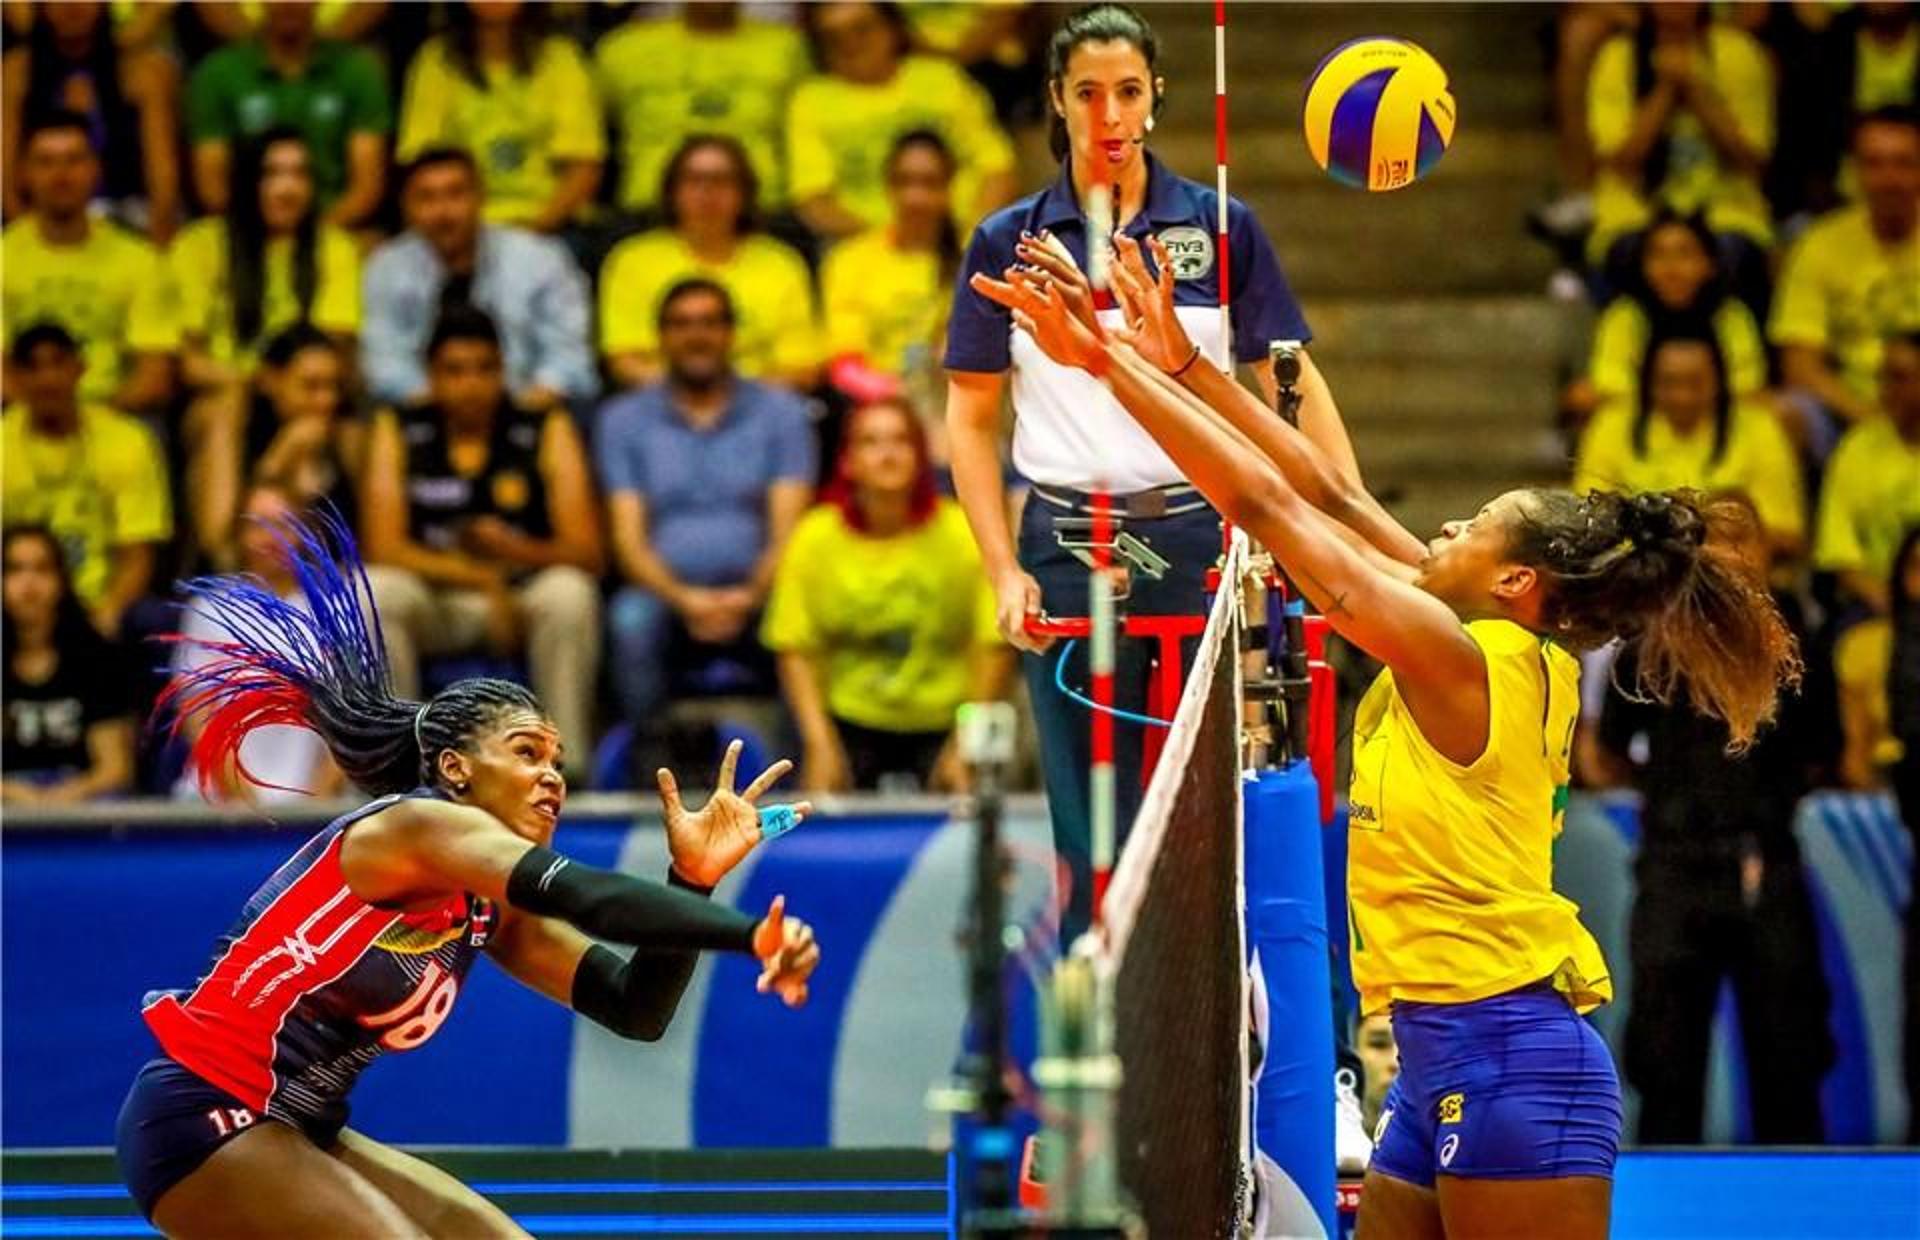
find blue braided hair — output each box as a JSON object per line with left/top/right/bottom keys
{"left": 162, "top": 508, "right": 544, "bottom": 797}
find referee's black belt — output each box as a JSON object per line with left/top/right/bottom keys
{"left": 1030, "top": 482, "right": 1211, "bottom": 520}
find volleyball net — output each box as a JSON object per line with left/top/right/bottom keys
{"left": 1089, "top": 534, "right": 1252, "bottom": 1235}
{"left": 1019, "top": 530, "right": 1337, "bottom": 1238}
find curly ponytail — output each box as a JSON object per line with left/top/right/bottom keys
{"left": 1510, "top": 488, "right": 1801, "bottom": 749}
{"left": 162, "top": 509, "right": 545, "bottom": 797}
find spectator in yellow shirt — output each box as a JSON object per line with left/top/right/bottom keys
{"left": 1815, "top": 331, "right": 1920, "bottom": 616}
{"left": 600, "top": 136, "right": 818, "bottom": 391}
{"left": 823, "top": 130, "right": 959, "bottom": 407}
{"left": 172, "top": 128, "right": 361, "bottom": 377}
{"left": 397, "top": 1, "right": 603, "bottom": 233}
{"left": 789, "top": 2, "right": 1016, "bottom": 240}
{"left": 1586, "top": 3, "right": 1774, "bottom": 305}
{"left": 1574, "top": 329, "right": 1805, "bottom": 561}
{"left": 172, "top": 128, "right": 360, "bottom": 564}
{"left": 763, "top": 399, "right": 1009, "bottom": 792}
{"left": 1564, "top": 208, "right": 1766, "bottom": 432}
{"left": 595, "top": 4, "right": 807, "bottom": 215}
{"left": 1771, "top": 107, "right": 1920, "bottom": 434}
{"left": 0, "top": 324, "right": 171, "bottom": 638}
{"left": 1, "top": 1, "right": 182, "bottom": 241}
{"left": 1, "top": 112, "right": 176, "bottom": 415}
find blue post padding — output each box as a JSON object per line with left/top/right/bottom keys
{"left": 1244, "top": 762, "right": 1337, "bottom": 1235}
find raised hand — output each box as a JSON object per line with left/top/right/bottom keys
{"left": 657, "top": 739, "right": 811, "bottom": 889}
{"left": 1111, "top": 234, "right": 1198, "bottom": 375}
{"left": 969, "top": 268, "right": 1109, "bottom": 374}
{"left": 752, "top": 894, "right": 820, "bottom": 1007}
{"left": 1013, "top": 228, "right": 1100, "bottom": 336}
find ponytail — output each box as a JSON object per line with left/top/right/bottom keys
{"left": 1511, "top": 488, "right": 1801, "bottom": 750}
{"left": 161, "top": 509, "right": 543, "bottom": 797}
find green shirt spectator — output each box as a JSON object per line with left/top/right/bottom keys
{"left": 186, "top": 2, "right": 389, "bottom": 227}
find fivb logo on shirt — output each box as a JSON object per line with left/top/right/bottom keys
{"left": 1155, "top": 226, "right": 1214, "bottom": 280}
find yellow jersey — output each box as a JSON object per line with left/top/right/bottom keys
{"left": 1, "top": 403, "right": 173, "bottom": 605}
{"left": 1, "top": 216, "right": 181, "bottom": 405}
{"left": 1770, "top": 205, "right": 1920, "bottom": 410}
{"left": 1813, "top": 416, "right": 1920, "bottom": 580}
{"left": 397, "top": 35, "right": 604, "bottom": 226}
{"left": 1572, "top": 400, "right": 1805, "bottom": 547}
{"left": 1347, "top": 619, "right": 1611, "bottom": 1016}
{"left": 598, "top": 230, "right": 818, "bottom": 381}
{"left": 760, "top": 500, "right": 999, "bottom": 734}
{"left": 1587, "top": 26, "right": 1775, "bottom": 258}
{"left": 1585, "top": 296, "right": 1767, "bottom": 408}
{"left": 786, "top": 56, "right": 1013, "bottom": 233}
{"left": 594, "top": 17, "right": 807, "bottom": 210}
{"left": 169, "top": 218, "right": 361, "bottom": 367}
{"left": 821, "top": 228, "right": 948, "bottom": 374}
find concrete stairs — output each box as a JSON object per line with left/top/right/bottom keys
{"left": 1062, "top": 2, "right": 1577, "bottom": 536}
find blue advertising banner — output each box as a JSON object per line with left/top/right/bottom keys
{"left": 2, "top": 791, "right": 1909, "bottom": 1149}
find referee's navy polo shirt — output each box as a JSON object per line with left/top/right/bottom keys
{"left": 945, "top": 154, "right": 1312, "bottom": 493}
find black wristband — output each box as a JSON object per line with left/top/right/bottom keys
{"left": 1169, "top": 344, "right": 1203, "bottom": 378}
{"left": 666, "top": 867, "right": 715, "bottom": 897}
{"left": 572, "top": 943, "right": 695, "bottom": 1042}
{"left": 508, "top": 846, "right": 756, "bottom": 953}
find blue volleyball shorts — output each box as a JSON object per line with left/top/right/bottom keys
{"left": 1369, "top": 980, "right": 1622, "bottom": 1186}
{"left": 115, "top": 1058, "right": 344, "bottom": 1220}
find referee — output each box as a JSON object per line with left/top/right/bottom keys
{"left": 945, "top": 3, "right": 1363, "bottom": 943}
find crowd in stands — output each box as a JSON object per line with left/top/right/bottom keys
{"left": 1541, "top": 1, "right": 1919, "bottom": 1145}
{"left": 2, "top": 0, "right": 1917, "bottom": 825}
{"left": 1, "top": 0, "right": 1034, "bottom": 800}
{"left": 1539, "top": 3, "right": 1920, "bottom": 814}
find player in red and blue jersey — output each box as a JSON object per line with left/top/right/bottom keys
{"left": 116, "top": 513, "right": 820, "bottom": 1237}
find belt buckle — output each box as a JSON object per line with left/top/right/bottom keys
{"left": 1125, "top": 489, "right": 1168, "bottom": 520}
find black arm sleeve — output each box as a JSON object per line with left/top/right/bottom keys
{"left": 570, "top": 869, "right": 712, "bottom": 1041}
{"left": 507, "top": 846, "right": 757, "bottom": 953}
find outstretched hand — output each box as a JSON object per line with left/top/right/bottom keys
{"left": 657, "top": 739, "right": 811, "bottom": 889}
{"left": 1110, "top": 234, "right": 1196, "bottom": 374}
{"left": 752, "top": 894, "right": 820, "bottom": 1007}
{"left": 970, "top": 267, "right": 1112, "bottom": 375}
{"left": 1013, "top": 229, "right": 1100, "bottom": 337}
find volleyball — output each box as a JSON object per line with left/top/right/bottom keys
{"left": 1302, "top": 37, "right": 1456, "bottom": 192}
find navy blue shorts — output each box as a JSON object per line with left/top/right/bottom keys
{"left": 114, "top": 1058, "right": 343, "bottom": 1220}
{"left": 1370, "top": 981, "right": 1622, "bottom": 1186}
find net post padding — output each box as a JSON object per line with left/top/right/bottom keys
{"left": 1092, "top": 532, "right": 1250, "bottom": 1236}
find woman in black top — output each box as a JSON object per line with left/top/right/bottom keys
{"left": 199, "top": 323, "right": 362, "bottom": 569}
{"left": 0, "top": 525, "right": 134, "bottom": 802}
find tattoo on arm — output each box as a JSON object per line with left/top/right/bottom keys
{"left": 1292, "top": 566, "right": 1352, "bottom": 618}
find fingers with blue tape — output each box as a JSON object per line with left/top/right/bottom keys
{"left": 759, "top": 804, "right": 806, "bottom": 841}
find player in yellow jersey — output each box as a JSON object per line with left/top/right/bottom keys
{"left": 975, "top": 236, "right": 1801, "bottom": 1240}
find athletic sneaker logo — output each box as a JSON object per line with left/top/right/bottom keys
{"left": 1437, "top": 1092, "right": 1465, "bottom": 1125}
{"left": 1439, "top": 1134, "right": 1460, "bottom": 1168}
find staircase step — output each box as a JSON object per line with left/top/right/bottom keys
{"left": 1317, "top": 357, "right": 1560, "bottom": 425}
{"left": 1302, "top": 296, "right": 1574, "bottom": 362}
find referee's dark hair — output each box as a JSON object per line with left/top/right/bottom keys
{"left": 1045, "top": 3, "right": 1163, "bottom": 161}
